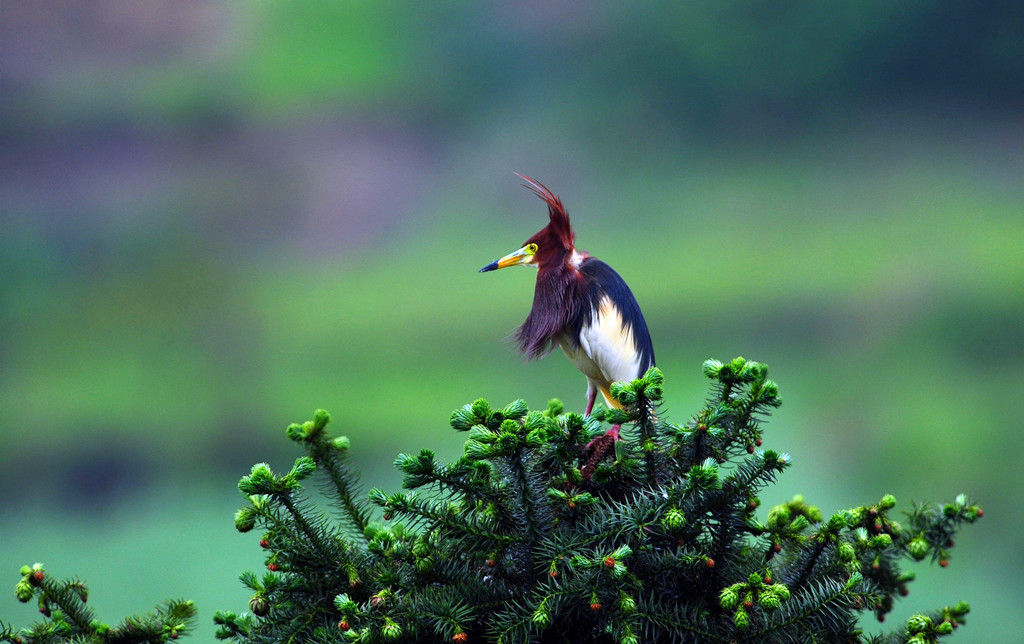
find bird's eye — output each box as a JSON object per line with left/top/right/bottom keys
{"left": 525, "top": 243, "right": 538, "bottom": 255}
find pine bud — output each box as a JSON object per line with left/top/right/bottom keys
{"left": 30, "top": 570, "right": 44, "bottom": 586}
{"left": 249, "top": 596, "right": 269, "bottom": 616}
{"left": 906, "top": 614, "right": 931, "bottom": 633}
{"left": 610, "top": 383, "right": 636, "bottom": 406}
{"left": 590, "top": 602, "right": 602, "bottom": 611}
{"left": 838, "top": 543, "right": 856, "bottom": 562}
{"left": 312, "top": 408, "right": 331, "bottom": 429}
{"left": 289, "top": 456, "right": 316, "bottom": 480}
{"left": 502, "top": 399, "right": 528, "bottom": 420}
{"left": 644, "top": 367, "right": 664, "bottom": 385}
{"left": 546, "top": 399, "right": 564, "bottom": 416}
{"left": 734, "top": 608, "right": 749, "bottom": 629}
{"left": 331, "top": 436, "right": 350, "bottom": 451}
{"left": 757, "top": 380, "right": 780, "bottom": 403}
{"left": 702, "top": 359, "right": 723, "bottom": 379}
{"left": 605, "top": 408, "right": 630, "bottom": 425}
{"left": 338, "top": 620, "right": 351, "bottom": 631}
{"left": 730, "top": 356, "right": 748, "bottom": 374}
{"left": 15, "top": 580, "right": 33, "bottom": 602}
{"left": 267, "top": 562, "right": 280, "bottom": 572}
{"left": 235, "top": 508, "right": 257, "bottom": 533}
{"left": 335, "top": 593, "right": 356, "bottom": 612}
{"left": 486, "top": 410, "right": 505, "bottom": 430}
{"left": 908, "top": 537, "right": 929, "bottom": 561}
{"left": 470, "top": 399, "right": 490, "bottom": 421}
{"left": 618, "top": 593, "right": 636, "bottom": 614}
{"left": 450, "top": 407, "right": 476, "bottom": 431}
{"left": 415, "top": 557, "right": 434, "bottom": 574}
{"left": 719, "top": 587, "right": 739, "bottom": 610}
{"left": 532, "top": 608, "right": 550, "bottom": 628}
{"left": 604, "top": 557, "right": 616, "bottom": 568}
{"left": 381, "top": 618, "right": 402, "bottom": 641}
{"left": 243, "top": 463, "right": 275, "bottom": 494}
{"left": 661, "top": 508, "right": 686, "bottom": 530}
{"left": 773, "top": 584, "right": 791, "bottom": 601}
{"left": 465, "top": 440, "right": 498, "bottom": 460}
{"left": 452, "top": 632, "right": 468, "bottom": 643}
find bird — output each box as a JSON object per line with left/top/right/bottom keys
{"left": 479, "top": 175, "right": 655, "bottom": 444}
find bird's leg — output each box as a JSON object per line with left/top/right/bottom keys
{"left": 585, "top": 388, "right": 597, "bottom": 416}
{"left": 584, "top": 423, "right": 621, "bottom": 450}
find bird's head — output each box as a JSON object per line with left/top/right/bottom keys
{"left": 479, "top": 174, "right": 576, "bottom": 274}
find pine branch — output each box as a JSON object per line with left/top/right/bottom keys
{"left": 5, "top": 564, "right": 195, "bottom": 643}
{"left": 286, "top": 410, "right": 373, "bottom": 539}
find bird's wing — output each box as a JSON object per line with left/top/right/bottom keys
{"left": 574, "top": 258, "right": 655, "bottom": 377}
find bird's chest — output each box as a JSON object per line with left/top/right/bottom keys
{"left": 557, "top": 332, "right": 607, "bottom": 383}
{"left": 556, "top": 296, "right": 641, "bottom": 386}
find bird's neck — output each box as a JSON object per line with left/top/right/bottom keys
{"left": 538, "top": 247, "right": 587, "bottom": 277}
{"left": 515, "top": 264, "right": 586, "bottom": 359}
{"left": 569, "top": 248, "right": 587, "bottom": 268}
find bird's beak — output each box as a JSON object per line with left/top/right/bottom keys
{"left": 479, "top": 245, "right": 537, "bottom": 272}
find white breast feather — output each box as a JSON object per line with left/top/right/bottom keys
{"left": 559, "top": 296, "right": 642, "bottom": 406}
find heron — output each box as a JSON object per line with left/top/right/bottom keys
{"left": 479, "top": 175, "right": 655, "bottom": 446}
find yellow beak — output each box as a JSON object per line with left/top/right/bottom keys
{"left": 479, "top": 245, "right": 537, "bottom": 272}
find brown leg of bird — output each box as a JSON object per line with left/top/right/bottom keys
{"left": 585, "top": 389, "right": 597, "bottom": 416}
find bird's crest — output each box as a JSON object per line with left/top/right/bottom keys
{"left": 515, "top": 173, "right": 574, "bottom": 251}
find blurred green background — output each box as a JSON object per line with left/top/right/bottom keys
{"left": 2, "top": 2, "right": 1022, "bottom": 641}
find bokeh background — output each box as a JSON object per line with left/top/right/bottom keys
{"left": 2, "top": 2, "right": 1022, "bottom": 640}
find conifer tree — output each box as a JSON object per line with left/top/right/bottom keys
{"left": 214, "top": 358, "right": 982, "bottom": 643}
